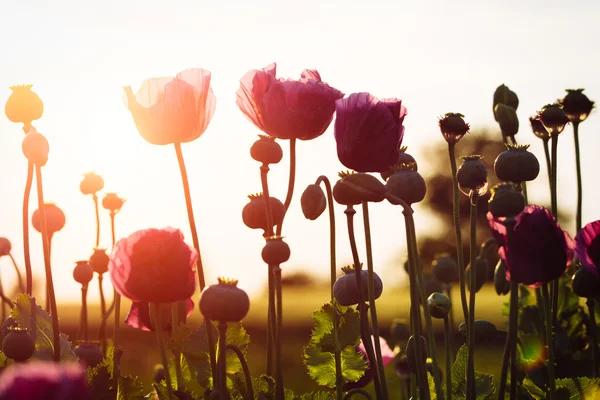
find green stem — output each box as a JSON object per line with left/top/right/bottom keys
{"left": 509, "top": 281, "right": 519, "bottom": 400}
{"left": 315, "top": 175, "right": 336, "bottom": 299}
{"left": 98, "top": 274, "right": 107, "bottom": 354}
{"left": 587, "top": 298, "right": 598, "bottom": 378}
{"left": 448, "top": 144, "right": 469, "bottom": 327}
{"left": 542, "top": 139, "right": 552, "bottom": 199}
{"left": 344, "top": 207, "right": 384, "bottom": 400}
{"left": 8, "top": 254, "right": 25, "bottom": 293}
{"left": 550, "top": 133, "right": 559, "bottom": 334}
{"left": 172, "top": 305, "right": 184, "bottom": 390}
{"left": 497, "top": 284, "right": 513, "bottom": 400}
{"left": 444, "top": 316, "right": 452, "bottom": 400}
{"left": 22, "top": 161, "right": 33, "bottom": 296}
{"left": 34, "top": 165, "right": 60, "bottom": 362}
{"left": 152, "top": 303, "right": 174, "bottom": 399}
{"left": 227, "top": 344, "right": 255, "bottom": 400}
{"left": 542, "top": 284, "right": 556, "bottom": 400}
{"left": 343, "top": 388, "right": 374, "bottom": 400}
{"left": 466, "top": 192, "right": 478, "bottom": 400}
{"left": 573, "top": 122, "right": 583, "bottom": 232}
{"left": 93, "top": 194, "right": 100, "bottom": 248}
{"left": 276, "top": 138, "right": 297, "bottom": 236}
{"left": 334, "top": 342, "right": 343, "bottom": 400}
{"left": 274, "top": 266, "right": 284, "bottom": 400}
{"left": 361, "top": 202, "right": 389, "bottom": 400}
{"left": 81, "top": 285, "right": 88, "bottom": 341}
{"left": 218, "top": 322, "right": 228, "bottom": 398}
{"left": 446, "top": 285, "right": 455, "bottom": 344}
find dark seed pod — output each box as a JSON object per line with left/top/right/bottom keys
{"left": 456, "top": 155, "right": 487, "bottom": 194}
{"left": 493, "top": 259, "right": 511, "bottom": 296}
{"left": 385, "top": 163, "right": 426, "bottom": 205}
{"left": 493, "top": 84, "right": 519, "bottom": 114}
{"left": 5, "top": 84, "right": 44, "bottom": 124}
{"left": 494, "top": 104, "right": 519, "bottom": 138}
{"left": 458, "top": 320, "right": 497, "bottom": 337}
{"left": 529, "top": 116, "right": 550, "bottom": 140}
{"left": 250, "top": 135, "right": 283, "bottom": 165}
{"left": 73, "top": 261, "right": 94, "bottom": 285}
{"left": 406, "top": 335, "right": 427, "bottom": 374}
{"left": 261, "top": 236, "right": 290, "bottom": 265}
{"left": 80, "top": 172, "right": 104, "bottom": 195}
{"left": 1, "top": 317, "right": 18, "bottom": 339}
{"left": 422, "top": 275, "right": 445, "bottom": 300}
{"left": 74, "top": 342, "right": 103, "bottom": 368}
{"left": 241, "top": 193, "right": 285, "bottom": 231}
{"left": 300, "top": 184, "right": 327, "bottom": 220}
{"left": 2, "top": 328, "right": 35, "bottom": 362}
{"left": 89, "top": 249, "right": 110, "bottom": 275}
{"left": 427, "top": 292, "right": 451, "bottom": 319}
{"left": 381, "top": 146, "right": 418, "bottom": 181}
{"left": 389, "top": 319, "right": 410, "bottom": 343}
{"left": 572, "top": 267, "right": 600, "bottom": 298}
{"left": 438, "top": 112, "right": 470, "bottom": 144}
{"left": 199, "top": 278, "right": 250, "bottom": 322}
{"left": 466, "top": 258, "right": 488, "bottom": 293}
{"left": 333, "top": 265, "right": 383, "bottom": 306}
{"left": 494, "top": 144, "right": 540, "bottom": 183}
{"left": 332, "top": 171, "right": 386, "bottom": 206}
{"left": 538, "top": 103, "right": 569, "bottom": 135}
{"left": 488, "top": 183, "right": 525, "bottom": 218}
{"left": 432, "top": 255, "right": 459, "bottom": 284}
{"left": 395, "top": 357, "right": 411, "bottom": 380}
{"left": 559, "top": 89, "right": 595, "bottom": 123}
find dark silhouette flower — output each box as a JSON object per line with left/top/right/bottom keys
{"left": 236, "top": 63, "right": 343, "bottom": 140}
{"left": 335, "top": 93, "right": 407, "bottom": 172}
{"left": 529, "top": 116, "right": 550, "bottom": 140}
{"left": 125, "top": 298, "right": 194, "bottom": 331}
{"left": 559, "top": 89, "right": 594, "bottom": 123}
{"left": 487, "top": 205, "right": 573, "bottom": 287}
{"left": 575, "top": 220, "right": 600, "bottom": 275}
{"left": 438, "top": 112, "right": 469, "bottom": 144}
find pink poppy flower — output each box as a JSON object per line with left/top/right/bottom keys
{"left": 575, "top": 220, "right": 600, "bottom": 275}
{"left": 236, "top": 63, "right": 344, "bottom": 140}
{"left": 124, "top": 69, "right": 216, "bottom": 145}
{"left": 125, "top": 298, "right": 195, "bottom": 331}
{"left": 344, "top": 336, "right": 395, "bottom": 390}
{"left": 334, "top": 93, "right": 407, "bottom": 173}
{"left": 109, "top": 228, "right": 197, "bottom": 303}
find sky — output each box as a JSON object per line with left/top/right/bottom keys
{"left": 0, "top": 0, "right": 599, "bottom": 305}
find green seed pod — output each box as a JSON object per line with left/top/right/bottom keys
{"left": 538, "top": 103, "right": 569, "bottom": 135}
{"left": 488, "top": 183, "right": 525, "bottom": 219}
{"left": 261, "top": 236, "right": 290, "bottom": 265}
{"left": 332, "top": 171, "right": 387, "bottom": 206}
{"left": 199, "top": 278, "right": 250, "bottom": 322}
{"left": 74, "top": 342, "right": 103, "bottom": 368}
{"left": 432, "top": 255, "right": 459, "bottom": 284}
{"left": 559, "top": 89, "right": 595, "bottom": 123}
{"left": 73, "top": 261, "right": 94, "bottom": 285}
{"left": 2, "top": 328, "right": 35, "bottom": 362}
{"left": 300, "top": 184, "right": 327, "bottom": 220}
{"left": 493, "top": 84, "right": 519, "bottom": 115}
{"left": 250, "top": 135, "right": 283, "bottom": 165}
{"left": 494, "top": 144, "right": 540, "bottom": 183}
{"left": 242, "top": 193, "right": 285, "bottom": 231}
{"left": 406, "top": 335, "right": 427, "bottom": 374}
{"left": 438, "top": 112, "right": 470, "bottom": 144}
{"left": 457, "top": 155, "right": 487, "bottom": 194}
{"left": 381, "top": 146, "right": 418, "bottom": 181}
{"left": 493, "top": 259, "right": 510, "bottom": 296}
{"left": 427, "top": 292, "right": 451, "bottom": 319}
{"left": 89, "top": 249, "right": 110, "bottom": 275}
{"left": 385, "top": 163, "right": 426, "bottom": 205}
{"left": 572, "top": 267, "right": 600, "bottom": 299}
{"left": 333, "top": 265, "right": 383, "bottom": 306}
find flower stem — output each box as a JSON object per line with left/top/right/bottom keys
{"left": 110, "top": 211, "right": 121, "bottom": 350}
{"left": 34, "top": 165, "right": 60, "bottom": 362}
{"left": 586, "top": 298, "right": 598, "bottom": 378}
{"left": 550, "top": 133, "right": 559, "bottom": 337}
{"left": 446, "top": 285, "right": 455, "bottom": 343}
{"left": 466, "top": 192, "right": 478, "bottom": 400}
{"left": 93, "top": 194, "right": 100, "bottom": 248}
{"left": 509, "top": 280, "right": 519, "bottom": 400}
{"left": 448, "top": 144, "right": 469, "bottom": 327}
{"left": 315, "top": 176, "right": 336, "bottom": 300}
{"left": 343, "top": 388, "right": 374, "bottom": 400}
{"left": 274, "top": 266, "right": 284, "bottom": 400}
{"left": 151, "top": 303, "right": 174, "bottom": 399}
{"left": 497, "top": 283, "right": 514, "bottom": 400}
{"left": 81, "top": 284, "right": 89, "bottom": 341}
{"left": 218, "top": 322, "right": 228, "bottom": 398}
{"left": 8, "top": 254, "right": 25, "bottom": 293}
{"left": 344, "top": 207, "right": 384, "bottom": 400}
{"left": 276, "top": 138, "right": 296, "bottom": 236}
{"left": 23, "top": 161, "right": 34, "bottom": 296}
{"left": 573, "top": 121, "right": 583, "bottom": 232}
{"left": 226, "top": 344, "right": 254, "bottom": 399}
{"left": 0, "top": 278, "right": 5, "bottom": 322}
{"left": 171, "top": 306, "right": 184, "bottom": 391}
{"left": 444, "top": 316, "right": 452, "bottom": 400}
{"left": 541, "top": 138, "right": 552, "bottom": 196}
{"left": 98, "top": 274, "right": 107, "bottom": 354}
{"left": 541, "top": 283, "right": 556, "bottom": 400}
{"left": 361, "top": 202, "right": 389, "bottom": 400}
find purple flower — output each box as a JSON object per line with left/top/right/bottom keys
{"left": 125, "top": 298, "right": 195, "bottom": 332}
{"left": 0, "top": 362, "right": 90, "bottom": 400}
{"left": 487, "top": 205, "right": 574, "bottom": 287}
{"left": 575, "top": 220, "right": 600, "bottom": 275}
{"left": 343, "top": 335, "right": 395, "bottom": 390}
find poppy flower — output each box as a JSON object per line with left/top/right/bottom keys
{"left": 334, "top": 93, "right": 407, "bottom": 173}
{"left": 125, "top": 298, "right": 194, "bottom": 331}
{"left": 108, "top": 228, "right": 197, "bottom": 303}
{"left": 487, "top": 205, "right": 574, "bottom": 287}
{"left": 575, "top": 220, "right": 600, "bottom": 275}
{"left": 124, "top": 69, "right": 216, "bottom": 145}
{"left": 0, "top": 362, "right": 90, "bottom": 400}
{"left": 344, "top": 336, "right": 395, "bottom": 390}
{"left": 236, "top": 63, "right": 344, "bottom": 140}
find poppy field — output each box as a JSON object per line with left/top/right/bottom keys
{"left": 0, "top": 66, "right": 599, "bottom": 400}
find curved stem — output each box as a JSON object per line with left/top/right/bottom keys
{"left": 93, "top": 194, "right": 100, "bottom": 248}
{"left": 98, "top": 274, "right": 107, "bottom": 354}
{"left": 275, "top": 138, "right": 296, "bottom": 236}
{"left": 343, "top": 388, "right": 374, "bottom": 400}
{"left": 8, "top": 254, "right": 25, "bottom": 293}
{"left": 218, "top": 322, "right": 228, "bottom": 398}
{"left": 444, "top": 316, "right": 452, "bottom": 400}
{"left": 466, "top": 192, "right": 478, "bottom": 400}
{"left": 274, "top": 266, "right": 284, "bottom": 400}
{"left": 542, "top": 284, "right": 556, "bottom": 400}
{"left": 586, "top": 298, "right": 598, "bottom": 378}
{"left": 226, "top": 344, "right": 254, "bottom": 400}
{"left": 572, "top": 122, "right": 583, "bottom": 232}
{"left": 22, "top": 161, "right": 34, "bottom": 296}
{"left": 315, "top": 175, "right": 336, "bottom": 299}
{"left": 361, "top": 202, "right": 389, "bottom": 400}
{"left": 344, "top": 207, "right": 384, "bottom": 400}
{"left": 81, "top": 285, "right": 89, "bottom": 341}
{"left": 34, "top": 165, "right": 60, "bottom": 362}
{"left": 152, "top": 303, "right": 174, "bottom": 399}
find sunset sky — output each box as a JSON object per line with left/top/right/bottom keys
{"left": 0, "top": 0, "right": 599, "bottom": 305}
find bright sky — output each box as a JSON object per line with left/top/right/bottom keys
{"left": 0, "top": 0, "right": 599, "bottom": 305}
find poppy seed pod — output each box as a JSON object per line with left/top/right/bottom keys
{"left": 250, "top": 135, "right": 283, "bottom": 165}
{"left": 488, "top": 183, "right": 525, "bottom": 219}
{"left": 80, "top": 172, "right": 104, "bottom": 196}
{"left": 242, "top": 193, "right": 285, "bottom": 231}
{"left": 458, "top": 320, "right": 497, "bottom": 337}
{"left": 199, "top": 278, "right": 250, "bottom": 322}
{"left": 494, "top": 104, "right": 519, "bottom": 138}
{"left": 381, "top": 146, "right": 417, "bottom": 181}
{"left": 432, "top": 254, "right": 459, "bottom": 284}
{"left": 2, "top": 328, "right": 35, "bottom": 362}
{"left": 0, "top": 237, "right": 11, "bottom": 257}
{"left": 102, "top": 193, "right": 125, "bottom": 212}
{"left": 466, "top": 257, "right": 488, "bottom": 293}
{"left": 493, "top": 84, "right": 519, "bottom": 115}
{"left": 529, "top": 116, "right": 550, "bottom": 140}
{"left": 22, "top": 129, "right": 49, "bottom": 166}
{"left": 89, "top": 249, "right": 110, "bottom": 275}
{"left": 389, "top": 319, "right": 410, "bottom": 343}
{"left": 572, "top": 267, "right": 600, "bottom": 299}
{"left": 5, "top": 84, "right": 44, "bottom": 124}
{"left": 456, "top": 155, "right": 488, "bottom": 195}
{"left": 438, "top": 112, "right": 470, "bottom": 144}
{"left": 560, "top": 89, "right": 595, "bottom": 123}
{"left": 73, "top": 261, "right": 94, "bottom": 285}
{"left": 32, "top": 203, "right": 65, "bottom": 236}
{"left": 332, "top": 171, "right": 387, "bottom": 206}
{"left": 1, "top": 317, "right": 18, "bottom": 339}
{"left": 427, "top": 292, "right": 451, "bottom": 319}
{"left": 74, "top": 342, "right": 103, "bottom": 368}
{"left": 300, "top": 184, "right": 327, "bottom": 220}
{"left": 494, "top": 144, "right": 540, "bottom": 183}
{"left": 406, "top": 335, "right": 427, "bottom": 374}
{"left": 385, "top": 163, "right": 426, "bottom": 205}
{"left": 493, "top": 259, "right": 511, "bottom": 296}
{"left": 333, "top": 265, "right": 383, "bottom": 306}
{"left": 261, "top": 236, "right": 290, "bottom": 265}
{"left": 538, "top": 104, "right": 569, "bottom": 135}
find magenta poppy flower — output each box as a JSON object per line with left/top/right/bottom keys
{"left": 575, "top": 220, "right": 600, "bottom": 275}
{"left": 344, "top": 336, "right": 395, "bottom": 390}
{"left": 109, "top": 228, "right": 197, "bottom": 303}
{"left": 487, "top": 205, "right": 574, "bottom": 287}
{"left": 125, "top": 298, "right": 195, "bottom": 331}
{"left": 334, "top": 93, "right": 407, "bottom": 173}
{"left": 124, "top": 69, "right": 216, "bottom": 145}
{"left": 236, "top": 63, "right": 344, "bottom": 140}
{"left": 0, "top": 362, "right": 90, "bottom": 400}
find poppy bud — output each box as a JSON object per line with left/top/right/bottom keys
{"left": 1, "top": 317, "right": 18, "bottom": 339}
{"left": 5, "top": 84, "right": 44, "bottom": 125}
{"left": 529, "top": 116, "right": 550, "bottom": 140}
{"left": 32, "top": 203, "right": 65, "bottom": 236}
{"left": 80, "top": 172, "right": 104, "bottom": 195}
{"left": 22, "top": 129, "right": 49, "bottom": 166}
{"left": 332, "top": 171, "right": 386, "bottom": 206}
{"left": 261, "top": 236, "right": 290, "bottom": 265}
{"left": 572, "top": 267, "right": 600, "bottom": 298}
{"left": 381, "top": 146, "right": 417, "bottom": 181}
{"left": 333, "top": 265, "right": 383, "bottom": 306}
{"left": 406, "top": 335, "right": 427, "bottom": 374}
{"left": 538, "top": 104, "right": 569, "bottom": 135}
{"left": 0, "top": 237, "right": 11, "bottom": 257}
{"left": 458, "top": 320, "right": 497, "bottom": 337}
{"left": 385, "top": 163, "right": 426, "bottom": 205}
{"left": 559, "top": 89, "right": 595, "bottom": 123}
{"left": 488, "top": 183, "right": 525, "bottom": 219}
{"left": 300, "top": 184, "right": 326, "bottom": 220}
{"left": 73, "top": 261, "right": 94, "bottom": 285}
{"left": 493, "top": 259, "right": 510, "bottom": 296}
{"left": 427, "top": 292, "right": 451, "bottom": 319}
{"left": 395, "top": 357, "right": 411, "bottom": 380}
{"left": 153, "top": 364, "right": 166, "bottom": 384}
{"left": 242, "top": 193, "right": 285, "bottom": 231}
{"left": 438, "top": 112, "right": 470, "bottom": 144}
{"left": 389, "top": 319, "right": 410, "bottom": 343}
{"left": 2, "top": 328, "right": 35, "bottom": 362}
{"left": 456, "top": 155, "right": 488, "bottom": 195}
{"left": 466, "top": 257, "right": 488, "bottom": 293}
{"left": 89, "top": 249, "right": 110, "bottom": 275}
{"left": 74, "top": 342, "right": 103, "bottom": 368}
{"left": 493, "top": 84, "right": 519, "bottom": 114}
{"left": 250, "top": 135, "right": 283, "bottom": 165}
{"left": 494, "top": 144, "right": 540, "bottom": 183}
{"left": 102, "top": 193, "right": 126, "bottom": 212}
{"left": 199, "top": 278, "right": 250, "bottom": 322}
{"left": 432, "top": 254, "right": 459, "bottom": 284}
{"left": 494, "top": 104, "right": 519, "bottom": 138}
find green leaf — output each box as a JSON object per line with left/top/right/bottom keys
{"left": 297, "top": 391, "right": 336, "bottom": 399}
{"left": 518, "top": 306, "right": 544, "bottom": 336}
{"left": 522, "top": 377, "right": 546, "bottom": 400}
{"left": 555, "top": 377, "right": 600, "bottom": 399}
{"left": 451, "top": 345, "right": 495, "bottom": 399}
{"left": 10, "top": 294, "right": 77, "bottom": 361}
{"left": 0, "top": 352, "right": 7, "bottom": 370}
{"left": 557, "top": 276, "right": 580, "bottom": 319}
{"left": 304, "top": 342, "right": 366, "bottom": 388}
{"left": 223, "top": 322, "right": 251, "bottom": 376}
{"left": 117, "top": 375, "right": 145, "bottom": 400}
{"left": 252, "top": 375, "right": 275, "bottom": 398}
{"left": 88, "top": 351, "right": 116, "bottom": 400}
{"left": 167, "top": 354, "right": 205, "bottom": 399}
{"left": 427, "top": 372, "right": 438, "bottom": 400}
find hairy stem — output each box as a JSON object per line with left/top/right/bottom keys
{"left": 444, "top": 316, "right": 452, "bottom": 400}
{"left": 276, "top": 138, "right": 296, "bottom": 236}
{"left": 227, "top": 344, "right": 255, "bottom": 400}
{"left": 218, "top": 322, "right": 228, "bottom": 398}
{"left": 274, "top": 266, "right": 284, "bottom": 400}
{"left": 315, "top": 175, "right": 336, "bottom": 300}
{"left": 93, "top": 194, "right": 100, "bottom": 248}
{"left": 152, "top": 303, "right": 173, "bottom": 399}
{"left": 466, "top": 192, "right": 478, "bottom": 400}
{"left": 98, "top": 274, "right": 107, "bottom": 354}
{"left": 81, "top": 285, "right": 89, "bottom": 341}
